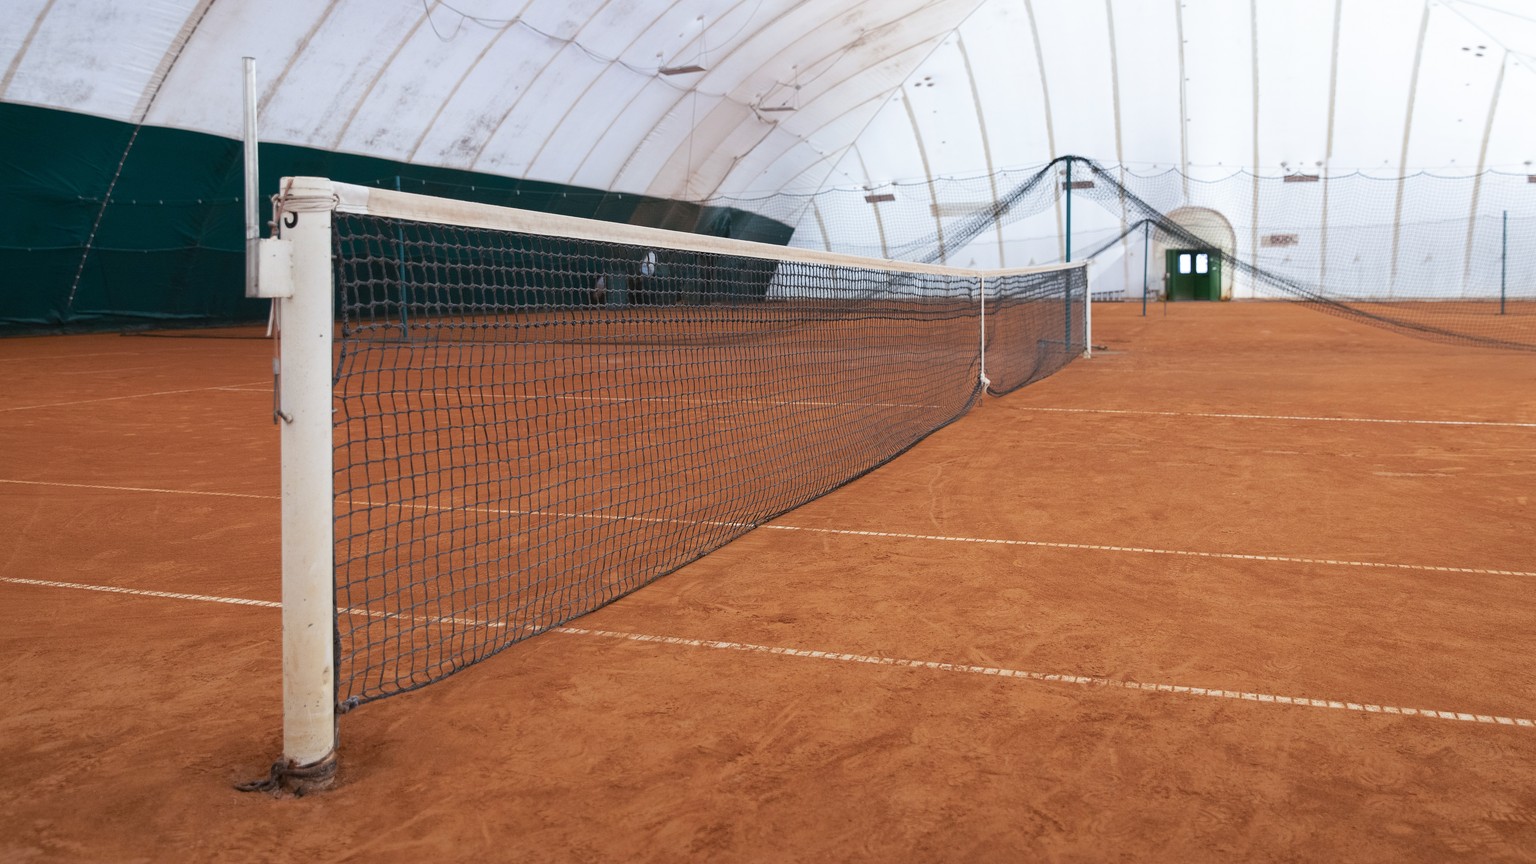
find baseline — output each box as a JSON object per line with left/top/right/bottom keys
{"left": 3, "top": 574, "right": 1530, "bottom": 732}
{"left": 0, "top": 382, "right": 269, "bottom": 412}
{"left": 1009, "top": 406, "right": 1536, "bottom": 429}
{"left": 2, "top": 478, "right": 1530, "bottom": 579}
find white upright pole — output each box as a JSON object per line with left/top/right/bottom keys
{"left": 277, "top": 177, "right": 337, "bottom": 791}
{"left": 243, "top": 58, "right": 260, "bottom": 300}
{"left": 978, "top": 276, "right": 989, "bottom": 392}
{"left": 1083, "top": 262, "right": 1093, "bottom": 358}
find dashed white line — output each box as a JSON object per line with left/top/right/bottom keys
{"left": 0, "top": 479, "right": 272, "bottom": 500}
{"left": 2, "top": 478, "right": 1529, "bottom": 578}
{"left": 555, "top": 625, "right": 1535, "bottom": 730}
{"left": 0, "top": 351, "right": 144, "bottom": 363}
{"left": 0, "top": 576, "right": 280, "bottom": 608}
{"left": 1010, "top": 406, "right": 1536, "bottom": 429}
{"left": 0, "top": 382, "right": 270, "bottom": 412}
{"left": 4, "top": 575, "right": 1530, "bottom": 731}
{"left": 761, "top": 524, "right": 1536, "bottom": 578}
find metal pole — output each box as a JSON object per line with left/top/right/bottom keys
{"left": 279, "top": 177, "right": 338, "bottom": 791}
{"left": 1501, "top": 210, "right": 1508, "bottom": 315}
{"left": 243, "top": 58, "right": 259, "bottom": 300}
{"left": 1083, "top": 262, "right": 1092, "bottom": 358}
{"left": 396, "top": 175, "right": 409, "bottom": 338}
{"left": 1064, "top": 158, "right": 1073, "bottom": 263}
{"left": 978, "top": 276, "right": 989, "bottom": 392}
{"left": 1064, "top": 158, "right": 1073, "bottom": 350}
{"left": 1141, "top": 220, "right": 1150, "bottom": 317}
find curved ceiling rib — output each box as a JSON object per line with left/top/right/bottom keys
{"left": 0, "top": 0, "right": 56, "bottom": 100}
{"left": 404, "top": 7, "right": 529, "bottom": 161}
{"left": 330, "top": 1, "right": 441, "bottom": 150}
{"left": 1, "top": 0, "right": 1532, "bottom": 221}
{"left": 659, "top": 6, "right": 968, "bottom": 201}
{"left": 466, "top": 0, "right": 617, "bottom": 171}
{"left": 616, "top": 0, "right": 928, "bottom": 197}
{"left": 1389, "top": 0, "right": 1432, "bottom": 288}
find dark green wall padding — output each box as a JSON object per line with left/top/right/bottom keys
{"left": 0, "top": 102, "right": 793, "bottom": 329}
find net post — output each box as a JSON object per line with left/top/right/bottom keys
{"left": 276, "top": 176, "right": 338, "bottom": 791}
{"left": 242, "top": 57, "right": 259, "bottom": 301}
{"left": 1141, "top": 220, "right": 1150, "bottom": 317}
{"left": 1082, "top": 263, "right": 1092, "bottom": 358}
{"left": 1063, "top": 158, "right": 1073, "bottom": 350}
{"left": 978, "top": 275, "right": 989, "bottom": 391}
{"left": 395, "top": 175, "right": 410, "bottom": 338}
{"left": 1501, "top": 210, "right": 1508, "bottom": 315}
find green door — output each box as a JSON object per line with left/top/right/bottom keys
{"left": 1165, "top": 249, "right": 1222, "bottom": 301}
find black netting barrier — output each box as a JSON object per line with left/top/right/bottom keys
{"left": 984, "top": 267, "right": 1089, "bottom": 396}
{"left": 714, "top": 157, "right": 1535, "bottom": 352}
{"left": 328, "top": 211, "right": 1084, "bottom": 709}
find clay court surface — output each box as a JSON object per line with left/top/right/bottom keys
{"left": 2, "top": 301, "right": 1534, "bottom": 862}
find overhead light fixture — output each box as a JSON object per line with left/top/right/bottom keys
{"left": 659, "top": 64, "right": 706, "bottom": 75}
{"left": 864, "top": 193, "right": 895, "bottom": 204}
{"left": 758, "top": 105, "right": 795, "bottom": 112}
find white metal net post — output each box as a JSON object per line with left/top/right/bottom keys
{"left": 238, "top": 176, "right": 338, "bottom": 795}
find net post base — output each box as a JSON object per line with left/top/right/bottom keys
{"left": 236, "top": 750, "right": 338, "bottom": 797}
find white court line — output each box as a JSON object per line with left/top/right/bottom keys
{"left": 2, "top": 478, "right": 1531, "bottom": 579}
{"left": 0, "top": 351, "right": 143, "bottom": 363}
{"left": 757, "top": 524, "right": 1536, "bottom": 578}
{"left": 0, "top": 479, "right": 273, "bottom": 500}
{"left": 1012, "top": 406, "right": 1536, "bottom": 429}
{"left": 0, "top": 382, "right": 269, "bottom": 412}
{"left": 0, "top": 576, "right": 281, "bottom": 608}
{"left": 3, "top": 574, "right": 1531, "bottom": 732}
{"left": 54, "top": 366, "right": 167, "bottom": 376}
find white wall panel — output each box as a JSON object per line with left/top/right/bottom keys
{"left": 2, "top": 0, "right": 1535, "bottom": 219}
{"left": 3, "top": 0, "right": 192, "bottom": 120}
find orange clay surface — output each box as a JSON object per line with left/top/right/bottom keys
{"left": 2, "top": 301, "right": 1535, "bottom": 862}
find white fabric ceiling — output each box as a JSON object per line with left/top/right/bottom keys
{"left": 3, "top": 0, "right": 1534, "bottom": 202}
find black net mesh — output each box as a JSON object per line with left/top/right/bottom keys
{"left": 984, "top": 267, "right": 1089, "bottom": 396}
{"left": 328, "top": 211, "right": 1083, "bottom": 710}
{"left": 718, "top": 158, "right": 1535, "bottom": 352}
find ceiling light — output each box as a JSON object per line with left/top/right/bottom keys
{"left": 659, "top": 64, "right": 705, "bottom": 75}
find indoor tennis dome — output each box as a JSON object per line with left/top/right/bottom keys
{"left": 3, "top": 0, "right": 1534, "bottom": 345}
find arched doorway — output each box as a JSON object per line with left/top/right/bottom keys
{"left": 1160, "top": 206, "right": 1238, "bottom": 300}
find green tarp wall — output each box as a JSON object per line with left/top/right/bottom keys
{"left": 0, "top": 102, "right": 793, "bottom": 330}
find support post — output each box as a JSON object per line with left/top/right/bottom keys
{"left": 276, "top": 178, "right": 338, "bottom": 791}
{"left": 243, "top": 58, "right": 260, "bottom": 300}
{"left": 1083, "top": 263, "right": 1092, "bottom": 358}
{"left": 978, "top": 276, "right": 989, "bottom": 392}
{"left": 1141, "top": 220, "right": 1150, "bottom": 317}
{"left": 1501, "top": 210, "right": 1508, "bottom": 315}
{"left": 1064, "top": 158, "right": 1073, "bottom": 263}
{"left": 1064, "top": 158, "right": 1073, "bottom": 350}
{"left": 395, "top": 175, "right": 410, "bottom": 338}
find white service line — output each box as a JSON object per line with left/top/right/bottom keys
{"left": 760, "top": 524, "right": 1536, "bottom": 578}
{"left": 0, "top": 351, "right": 143, "bottom": 363}
{"left": 1011, "top": 406, "right": 1536, "bottom": 429}
{"left": 2, "top": 477, "right": 1530, "bottom": 579}
{"left": 0, "top": 478, "right": 273, "bottom": 500}
{"left": 0, "top": 576, "right": 280, "bottom": 608}
{"left": 3, "top": 574, "right": 1531, "bottom": 732}
{"left": 554, "top": 625, "right": 1536, "bottom": 731}
{"left": 0, "top": 382, "right": 270, "bottom": 412}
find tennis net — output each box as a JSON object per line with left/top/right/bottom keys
{"left": 252, "top": 177, "right": 1087, "bottom": 787}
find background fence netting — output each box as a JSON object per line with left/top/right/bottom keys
{"left": 327, "top": 198, "right": 1083, "bottom": 710}
{"left": 717, "top": 157, "right": 1535, "bottom": 352}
